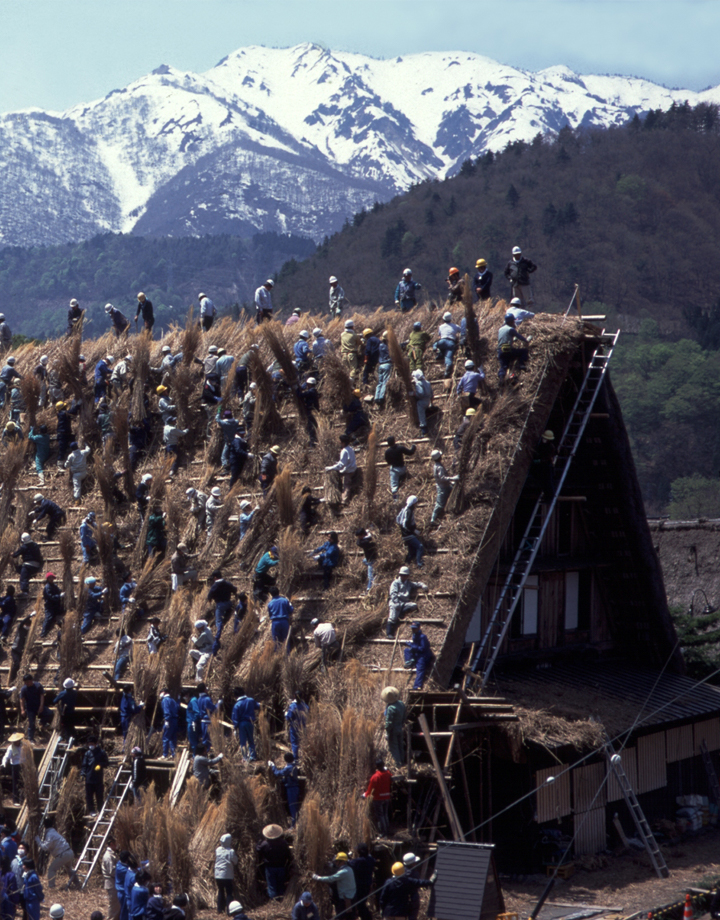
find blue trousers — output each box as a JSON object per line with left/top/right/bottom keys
{"left": 389, "top": 465, "right": 407, "bottom": 496}
{"left": 435, "top": 338, "right": 456, "bottom": 374}
{"left": 81, "top": 540, "right": 97, "bottom": 564}
{"left": 375, "top": 362, "right": 392, "bottom": 401}
{"left": 362, "top": 558, "right": 374, "bottom": 591}
{"left": 114, "top": 653, "right": 131, "bottom": 681}
{"left": 404, "top": 649, "right": 435, "bottom": 689}
{"left": 188, "top": 721, "right": 200, "bottom": 754}
{"left": 286, "top": 785, "right": 300, "bottom": 825}
{"left": 163, "top": 718, "right": 178, "bottom": 757}
{"left": 201, "top": 720, "right": 212, "bottom": 747}
{"left": 289, "top": 729, "right": 300, "bottom": 760}
{"left": 403, "top": 534, "right": 424, "bottom": 566}
{"left": 236, "top": 721, "right": 257, "bottom": 760}
{"left": 271, "top": 618, "right": 290, "bottom": 645}
{"left": 214, "top": 601, "right": 233, "bottom": 639}
{"left": 265, "top": 866, "right": 285, "bottom": 899}
{"left": 81, "top": 608, "right": 100, "bottom": 634}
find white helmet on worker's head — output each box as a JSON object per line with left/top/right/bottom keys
{"left": 21, "top": 533, "right": 31, "bottom": 543}
{"left": 211, "top": 487, "right": 222, "bottom": 498}
{"left": 105, "top": 303, "right": 113, "bottom": 313}
{"left": 329, "top": 276, "right": 338, "bottom": 284}
{"left": 465, "top": 360, "right": 475, "bottom": 369}
{"left": 510, "top": 297, "right": 522, "bottom": 306}
{"left": 344, "top": 320, "right": 354, "bottom": 329}
{"left": 299, "top": 330, "right": 310, "bottom": 340}
{"left": 69, "top": 299, "right": 78, "bottom": 307}
{"left": 6, "top": 357, "right": 15, "bottom": 365}
{"left": 265, "top": 279, "right": 275, "bottom": 287}
{"left": 403, "top": 268, "right": 412, "bottom": 277}
{"left": 512, "top": 246, "right": 522, "bottom": 255}
{"left": 443, "top": 311, "right": 452, "bottom": 322}
{"left": 208, "top": 345, "right": 218, "bottom": 355}
{"left": 431, "top": 449, "right": 443, "bottom": 460}
{"left": 313, "top": 327, "right": 323, "bottom": 337}
{"left": 162, "top": 345, "right": 171, "bottom": 353}
{"left": 33, "top": 493, "right": 43, "bottom": 503}
{"left": 141, "top": 473, "right": 153, "bottom": 484}
{"left": 399, "top": 566, "right": 411, "bottom": 576}
{"left": 0, "top": 314, "right": 5, "bottom": 322}
{"left": 40, "top": 355, "right": 48, "bottom": 366}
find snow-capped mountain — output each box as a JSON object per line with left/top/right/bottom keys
{"left": 1, "top": 43, "right": 717, "bottom": 247}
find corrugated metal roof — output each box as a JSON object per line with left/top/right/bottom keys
{"left": 428, "top": 842, "right": 502, "bottom": 920}
{"left": 495, "top": 660, "right": 720, "bottom": 737}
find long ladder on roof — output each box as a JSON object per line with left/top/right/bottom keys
{"left": 466, "top": 330, "right": 620, "bottom": 692}
{"left": 18, "top": 732, "right": 74, "bottom": 838}
{"left": 72, "top": 760, "right": 133, "bottom": 889}
{"left": 604, "top": 738, "right": 669, "bottom": 878}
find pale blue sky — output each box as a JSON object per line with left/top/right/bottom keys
{"left": 0, "top": 0, "right": 718, "bottom": 114}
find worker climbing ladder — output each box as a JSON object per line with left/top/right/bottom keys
{"left": 700, "top": 740, "right": 720, "bottom": 808}
{"left": 466, "top": 331, "right": 620, "bottom": 692}
{"left": 604, "top": 740, "right": 669, "bottom": 878}
{"left": 18, "top": 732, "right": 74, "bottom": 837}
{"left": 72, "top": 760, "right": 133, "bottom": 888}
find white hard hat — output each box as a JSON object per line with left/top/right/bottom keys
{"left": 198, "top": 292, "right": 206, "bottom": 299}
{"left": 399, "top": 566, "right": 410, "bottom": 575}
{"left": 186, "top": 487, "right": 196, "bottom": 497}
{"left": 313, "top": 327, "right": 323, "bottom": 336}
{"left": 306, "top": 377, "right": 317, "bottom": 385}
{"left": 208, "top": 345, "right": 218, "bottom": 354}
{"left": 21, "top": 533, "right": 31, "bottom": 543}
{"left": 403, "top": 853, "right": 420, "bottom": 867}
{"left": 239, "top": 500, "right": 251, "bottom": 510}
{"left": 403, "top": 268, "right": 412, "bottom": 276}
{"left": 141, "top": 473, "right": 153, "bottom": 483}
{"left": 195, "top": 619, "right": 208, "bottom": 629}
{"left": 265, "top": 279, "right": 274, "bottom": 287}
{"left": 162, "top": 345, "right": 171, "bottom": 353}
{"left": 33, "top": 493, "right": 43, "bottom": 502}
{"left": 510, "top": 297, "right": 522, "bottom": 306}
{"left": 329, "top": 276, "right": 338, "bottom": 284}
{"left": 69, "top": 299, "right": 78, "bottom": 307}
{"left": 228, "top": 902, "right": 244, "bottom": 916}
{"left": 49, "top": 905, "right": 65, "bottom": 919}
{"left": 106, "top": 355, "right": 115, "bottom": 364}
{"left": 464, "top": 360, "right": 475, "bottom": 369}
{"left": 211, "top": 487, "right": 222, "bottom": 498}
{"left": 299, "top": 330, "right": 310, "bottom": 340}
{"left": 40, "top": 355, "right": 48, "bottom": 365}
{"left": 0, "top": 314, "right": 4, "bottom": 321}
{"left": 443, "top": 311, "right": 452, "bottom": 321}
{"left": 512, "top": 246, "right": 522, "bottom": 255}
{"left": 411, "top": 369, "right": 423, "bottom": 378}
{"left": 63, "top": 678, "right": 75, "bottom": 689}
{"left": 105, "top": 304, "right": 113, "bottom": 313}
{"left": 344, "top": 320, "right": 354, "bottom": 329}
{"left": 431, "top": 449, "right": 443, "bottom": 460}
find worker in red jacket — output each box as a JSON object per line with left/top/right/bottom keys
{"left": 363, "top": 758, "right": 392, "bottom": 836}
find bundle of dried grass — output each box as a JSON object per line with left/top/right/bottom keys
{"left": 159, "top": 638, "right": 187, "bottom": 698}
{"left": 234, "top": 490, "right": 276, "bottom": 572}
{"left": 362, "top": 426, "right": 378, "bottom": 510}
{"left": 0, "top": 527, "right": 19, "bottom": 586}
{"left": 130, "top": 335, "right": 151, "bottom": 422}
{"left": 277, "top": 526, "right": 304, "bottom": 596}
{"left": 56, "top": 337, "right": 83, "bottom": 401}
{"left": 255, "top": 709, "right": 273, "bottom": 763}
{"left": 241, "top": 640, "right": 283, "bottom": 712}
{"left": 180, "top": 310, "right": 202, "bottom": 367}
{"left": 166, "top": 807, "right": 194, "bottom": 897}
{"left": 21, "top": 740, "right": 41, "bottom": 855}
{"left": 261, "top": 323, "right": 298, "bottom": 387}
{"left": 17, "top": 597, "right": 42, "bottom": 686}
{"left": 0, "top": 441, "right": 27, "bottom": 526}
{"left": 19, "top": 375, "right": 41, "bottom": 428}
{"left": 215, "top": 611, "right": 259, "bottom": 707}
{"left": 58, "top": 609, "right": 84, "bottom": 686}
{"left": 111, "top": 405, "right": 134, "bottom": 498}
{"left": 113, "top": 802, "right": 143, "bottom": 853}
{"left": 275, "top": 469, "right": 294, "bottom": 528}
{"left": 131, "top": 558, "right": 170, "bottom": 628}
{"left": 132, "top": 644, "right": 161, "bottom": 705}
{"left": 295, "top": 793, "right": 332, "bottom": 872}
{"left": 177, "top": 775, "right": 210, "bottom": 827}
{"left": 98, "top": 522, "right": 120, "bottom": 611}
{"left": 95, "top": 443, "right": 118, "bottom": 521}
{"left": 189, "top": 800, "right": 226, "bottom": 907}
{"left": 223, "top": 764, "right": 264, "bottom": 901}
{"left": 448, "top": 409, "right": 485, "bottom": 515}
{"left": 462, "top": 274, "right": 481, "bottom": 365}
{"left": 58, "top": 531, "right": 76, "bottom": 608}
{"left": 386, "top": 326, "right": 417, "bottom": 425}
{"left": 300, "top": 700, "right": 342, "bottom": 805}
{"left": 198, "top": 482, "right": 243, "bottom": 568}
{"left": 55, "top": 766, "right": 85, "bottom": 845}
{"left": 248, "top": 351, "right": 282, "bottom": 448}
{"left": 322, "top": 470, "right": 341, "bottom": 506}
{"left": 321, "top": 350, "right": 355, "bottom": 407}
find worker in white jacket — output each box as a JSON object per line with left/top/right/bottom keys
{"left": 63, "top": 442, "right": 91, "bottom": 501}
{"left": 325, "top": 434, "right": 357, "bottom": 503}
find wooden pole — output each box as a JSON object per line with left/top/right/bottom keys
{"left": 418, "top": 713, "right": 463, "bottom": 841}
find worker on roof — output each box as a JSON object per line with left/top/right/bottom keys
{"left": 294, "top": 330, "right": 312, "bottom": 373}
{"left": 198, "top": 292, "right": 216, "bottom": 332}
{"left": 190, "top": 622, "right": 214, "bottom": 682}
{"left": 268, "top": 752, "right": 301, "bottom": 825}
{"left": 453, "top": 406, "right": 477, "bottom": 464}
{"left": 385, "top": 435, "right": 416, "bottom": 502}
{"left": 163, "top": 416, "right": 189, "bottom": 477}
{"left": 228, "top": 430, "right": 252, "bottom": 487}
{"left": 395, "top": 268, "right": 422, "bottom": 313}
{"left": 234, "top": 343, "right": 257, "bottom": 398}
{"left": 504, "top": 245, "right": 537, "bottom": 307}
{"left": 433, "top": 311, "right": 461, "bottom": 378}
{"left": 310, "top": 618, "right": 341, "bottom": 671}
{"left": 340, "top": 319, "right": 362, "bottom": 376}
{"left": 404, "top": 622, "right": 435, "bottom": 690}
{"left": 397, "top": 495, "right": 424, "bottom": 567}
{"left": 456, "top": 359, "right": 485, "bottom": 408}
{"left": 253, "top": 545, "right": 279, "bottom": 601}
{"left": 81, "top": 736, "right": 110, "bottom": 818}
{"left": 374, "top": 331, "right": 392, "bottom": 407}
{"left": 171, "top": 543, "right": 198, "bottom": 591}
{"left": 497, "top": 312, "right": 530, "bottom": 382}
{"left": 27, "top": 425, "right": 50, "bottom": 486}
{"left": 328, "top": 275, "right": 347, "bottom": 317}
{"left": 446, "top": 266, "right": 464, "bottom": 303}
{"left": 67, "top": 298, "right": 83, "bottom": 337}
{"left": 267, "top": 586, "right": 293, "bottom": 648}
{"left": 79, "top": 512, "right": 98, "bottom": 566}
{"left": 54, "top": 401, "right": 75, "bottom": 468}
{"left": 473, "top": 258, "right": 493, "bottom": 302}
{"left": 105, "top": 304, "right": 130, "bottom": 338}
{"left": 159, "top": 689, "right": 180, "bottom": 759}
{"left": 312, "top": 533, "right": 340, "bottom": 590}
{"left": 506, "top": 296, "right": 535, "bottom": 325}
{"left": 285, "top": 306, "right": 302, "bottom": 327}
{"left": 232, "top": 686, "right": 260, "bottom": 762}
{"left": 355, "top": 527, "right": 377, "bottom": 592}
{"left": 362, "top": 327, "right": 380, "bottom": 386}
{"left": 208, "top": 570, "right": 237, "bottom": 645}
{"left": 285, "top": 693, "right": 308, "bottom": 760}
{"left": 186, "top": 487, "right": 208, "bottom": 534}
{"left": 11, "top": 533, "right": 43, "bottom": 596}
{"left": 430, "top": 449, "right": 459, "bottom": 528}
{"left": 259, "top": 445, "right": 280, "bottom": 496}
{"left": 134, "top": 292, "right": 154, "bottom": 335}
{"left": 312, "top": 327, "right": 329, "bottom": 361}
{"left": 81, "top": 577, "right": 108, "bottom": 636}
{"left": 363, "top": 758, "right": 392, "bottom": 836}
{"left": 382, "top": 686, "right": 407, "bottom": 766}
{"left": 341, "top": 389, "right": 368, "bottom": 439}
{"left": 387, "top": 567, "right": 427, "bottom": 638}
{"left": 216, "top": 347, "right": 235, "bottom": 390}
{"left": 110, "top": 354, "right": 133, "bottom": 393}
{"left": 411, "top": 369, "right": 433, "bottom": 435}
{"left": 206, "top": 487, "right": 224, "bottom": 538}
{"left": 325, "top": 434, "right": 357, "bottom": 504}
{"left": 406, "top": 321, "right": 431, "bottom": 372}
{"left": 254, "top": 279, "right": 274, "bottom": 324}
{"left": 300, "top": 377, "right": 319, "bottom": 446}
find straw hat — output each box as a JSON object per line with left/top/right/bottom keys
{"left": 381, "top": 686, "right": 399, "bottom": 703}
{"left": 9, "top": 733, "right": 24, "bottom": 744}
{"left": 262, "top": 824, "right": 283, "bottom": 840}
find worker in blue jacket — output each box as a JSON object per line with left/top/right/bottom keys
{"left": 285, "top": 694, "right": 309, "bottom": 760}
{"left": 160, "top": 689, "right": 179, "bottom": 758}
{"left": 267, "top": 587, "right": 293, "bottom": 646}
{"left": 231, "top": 686, "right": 261, "bottom": 761}
{"left": 313, "top": 531, "right": 340, "bottom": 589}
{"left": 81, "top": 577, "right": 108, "bottom": 635}
{"left": 269, "top": 752, "right": 301, "bottom": 825}
{"left": 253, "top": 545, "right": 279, "bottom": 600}
{"left": 22, "top": 858, "right": 44, "bottom": 920}
{"left": 119, "top": 687, "right": 144, "bottom": 750}
{"left": 403, "top": 622, "right": 436, "bottom": 690}
{"left": 186, "top": 689, "right": 202, "bottom": 754}
{"left": 197, "top": 683, "right": 218, "bottom": 748}
{"left": 394, "top": 269, "right": 422, "bottom": 313}
{"left": 293, "top": 331, "right": 312, "bottom": 373}
{"left": 79, "top": 512, "right": 98, "bottom": 565}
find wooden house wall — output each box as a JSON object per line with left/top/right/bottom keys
{"left": 574, "top": 808, "right": 606, "bottom": 856}
{"left": 694, "top": 717, "right": 720, "bottom": 753}
{"left": 535, "top": 767, "right": 571, "bottom": 823}
{"left": 636, "top": 733, "right": 667, "bottom": 793}
{"left": 606, "top": 747, "right": 638, "bottom": 802}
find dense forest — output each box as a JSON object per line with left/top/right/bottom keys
{"left": 0, "top": 231, "right": 315, "bottom": 337}
{"left": 4, "top": 101, "right": 720, "bottom": 514}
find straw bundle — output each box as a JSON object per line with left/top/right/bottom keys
{"left": 94, "top": 443, "right": 118, "bottom": 521}
{"left": 0, "top": 441, "right": 27, "bottom": 526}
{"left": 132, "top": 557, "right": 171, "bottom": 626}
{"left": 462, "top": 274, "right": 481, "bottom": 365}
{"left": 320, "top": 350, "right": 355, "bottom": 407}
{"left": 55, "top": 766, "right": 85, "bottom": 845}
{"left": 56, "top": 337, "right": 83, "bottom": 401}
{"left": 386, "top": 325, "right": 418, "bottom": 425}
{"left": 248, "top": 351, "right": 282, "bottom": 447}
{"left": 111, "top": 404, "right": 134, "bottom": 498}
{"left": 180, "top": 309, "right": 202, "bottom": 367}
{"left": 58, "top": 609, "right": 84, "bottom": 686}
{"left": 363, "top": 425, "right": 378, "bottom": 509}
{"left": 17, "top": 598, "right": 42, "bottom": 686}
{"left": 198, "top": 482, "right": 243, "bottom": 567}
{"left": 19, "top": 374, "right": 41, "bottom": 428}
{"left": 295, "top": 793, "right": 332, "bottom": 872}
{"left": 58, "top": 531, "right": 76, "bottom": 608}
{"left": 241, "top": 640, "right": 283, "bottom": 710}
{"left": 172, "top": 364, "right": 196, "bottom": 432}
{"left": 261, "top": 322, "right": 298, "bottom": 387}
{"left": 215, "top": 611, "right": 259, "bottom": 707}
{"left": 130, "top": 334, "right": 151, "bottom": 422}
{"left": 98, "top": 522, "right": 120, "bottom": 611}
{"left": 277, "top": 526, "right": 304, "bottom": 596}
{"left": 21, "top": 741, "right": 41, "bottom": 854}
{"left": 166, "top": 807, "right": 194, "bottom": 897}
{"left": 159, "top": 638, "right": 187, "bottom": 699}
{"left": 113, "top": 802, "right": 143, "bottom": 853}
{"left": 274, "top": 469, "right": 295, "bottom": 528}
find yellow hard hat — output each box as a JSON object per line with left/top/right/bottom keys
{"left": 362, "top": 328, "right": 373, "bottom": 337}
{"left": 476, "top": 259, "right": 487, "bottom": 269}
{"left": 465, "top": 408, "right": 476, "bottom": 417}
{"left": 55, "top": 401, "right": 67, "bottom": 410}
{"left": 391, "top": 862, "right": 405, "bottom": 877}
{"left": 354, "top": 389, "right": 361, "bottom": 397}
{"left": 156, "top": 385, "right": 168, "bottom": 395}
{"left": 335, "top": 852, "right": 348, "bottom": 862}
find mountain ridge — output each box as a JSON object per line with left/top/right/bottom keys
{"left": 2, "top": 42, "right": 719, "bottom": 248}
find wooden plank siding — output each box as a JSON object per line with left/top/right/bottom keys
{"left": 573, "top": 762, "right": 606, "bottom": 811}
{"left": 538, "top": 572, "right": 563, "bottom": 649}
{"left": 637, "top": 733, "right": 667, "bottom": 793}
{"left": 666, "top": 725, "right": 694, "bottom": 763}
{"left": 574, "top": 807, "right": 607, "bottom": 856}
{"left": 535, "top": 767, "right": 571, "bottom": 823}
{"left": 606, "top": 747, "right": 638, "bottom": 802}
{"left": 695, "top": 717, "right": 720, "bottom": 754}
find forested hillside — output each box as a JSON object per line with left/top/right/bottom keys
{"left": 0, "top": 231, "right": 315, "bottom": 338}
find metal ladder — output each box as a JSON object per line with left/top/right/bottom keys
{"left": 605, "top": 740, "right": 669, "bottom": 878}
{"left": 18, "top": 733, "right": 74, "bottom": 838}
{"left": 466, "top": 330, "right": 619, "bottom": 692}
{"left": 700, "top": 740, "right": 720, "bottom": 807}
{"left": 72, "top": 760, "right": 133, "bottom": 889}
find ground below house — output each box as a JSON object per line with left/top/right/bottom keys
{"left": 503, "top": 826, "right": 720, "bottom": 918}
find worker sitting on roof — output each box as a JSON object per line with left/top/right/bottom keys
{"left": 403, "top": 623, "right": 435, "bottom": 690}
{"left": 253, "top": 546, "right": 279, "bottom": 601}
{"left": 506, "top": 296, "right": 535, "bottom": 325}
{"left": 497, "top": 312, "right": 530, "bottom": 382}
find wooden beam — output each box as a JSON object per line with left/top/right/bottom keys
{"left": 418, "top": 712, "right": 464, "bottom": 842}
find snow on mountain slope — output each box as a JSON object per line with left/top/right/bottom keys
{"left": 0, "top": 43, "right": 714, "bottom": 248}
